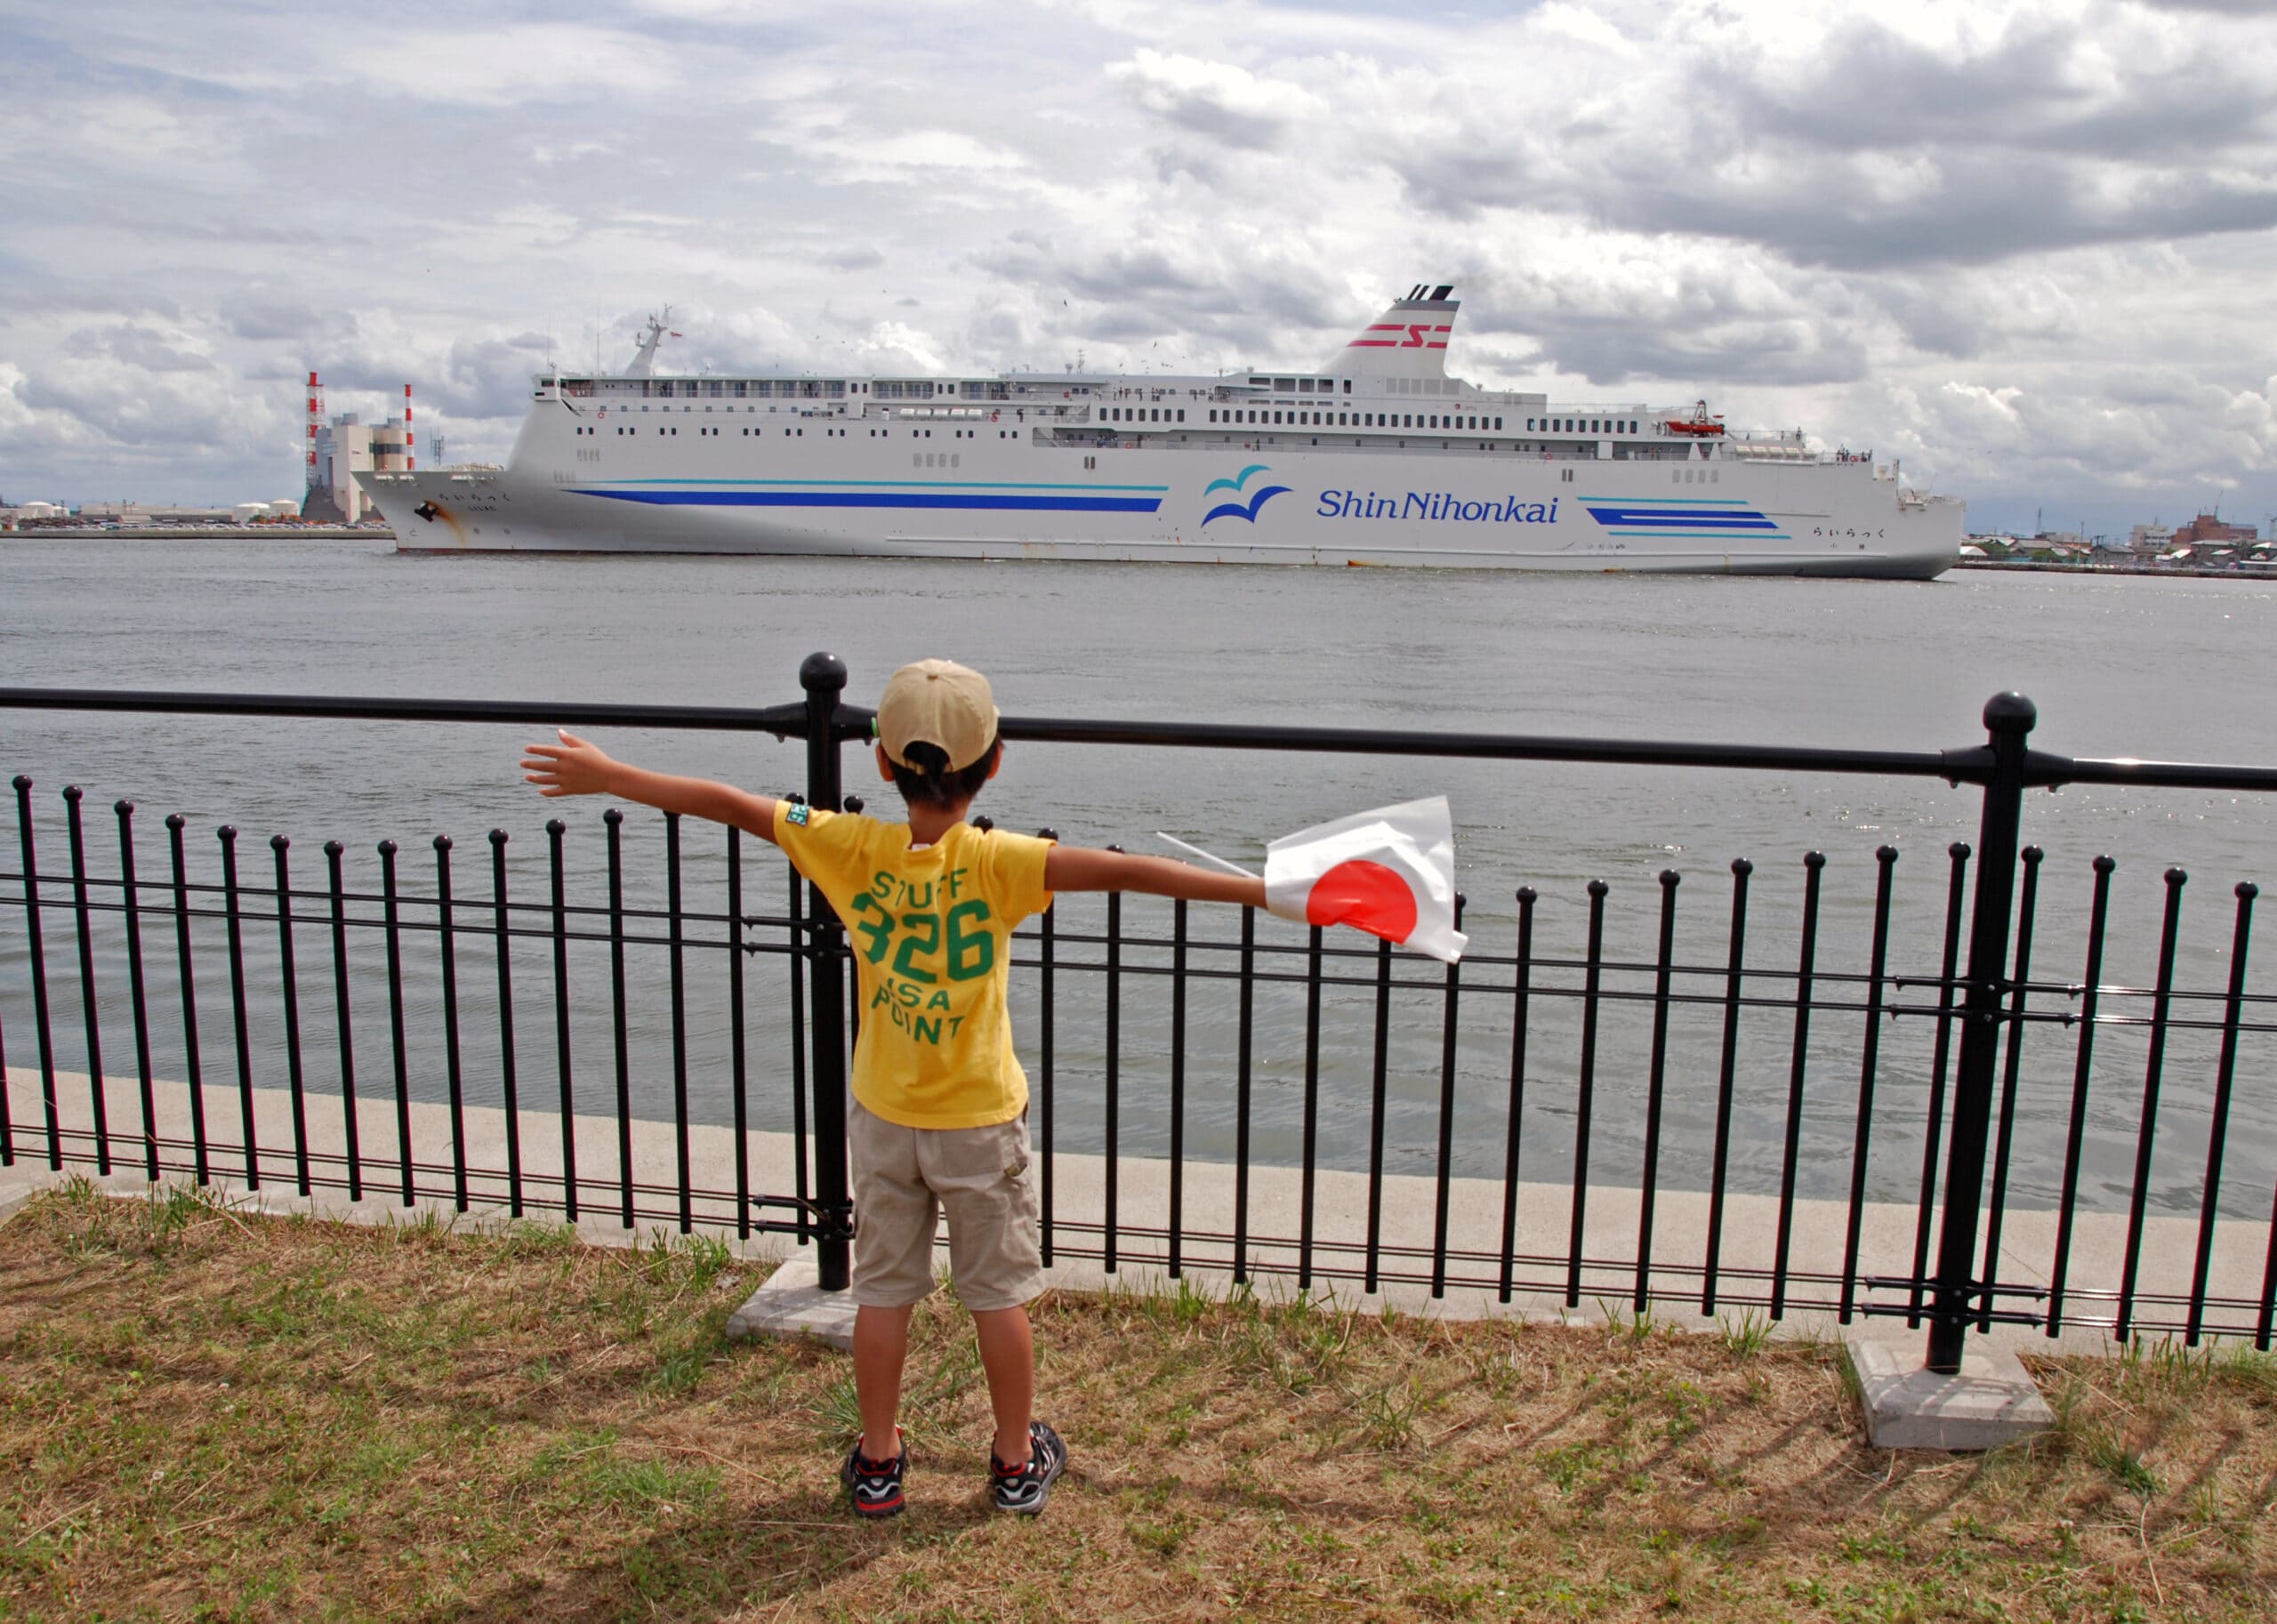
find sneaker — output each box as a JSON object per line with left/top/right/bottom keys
{"left": 990, "top": 1419, "right": 1067, "bottom": 1515}
{"left": 841, "top": 1429, "right": 907, "bottom": 1518}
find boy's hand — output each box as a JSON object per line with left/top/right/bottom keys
{"left": 516, "top": 734, "right": 781, "bottom": 843}
{"left": 521, "top": 729, "right": 620, "bottom": 798}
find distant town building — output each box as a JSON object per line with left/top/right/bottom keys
{"left": 1, "top": 501, "right": 69, "bottom": 528}
{"left": 2128, "top": 524, "right": 2176, "bottom": 556}
{"left": 2024, "top": 530, "right": 2090, "bottom": 561}
{"left": 6, "top": 501, "right": 306, "bottom": 529}
{"left": 2168, "top": 512, "right": 2258, "bottom": 549}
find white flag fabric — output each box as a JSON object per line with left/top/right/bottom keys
{"left": 1263, "top": 796, "right": 1468, "bottom": 962}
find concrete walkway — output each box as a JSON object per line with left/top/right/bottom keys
{"left": 5, "top": 1065, "right": 2269, "bottom": 1355}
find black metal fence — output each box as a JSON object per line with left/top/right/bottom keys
{"left": 4, "top": 656, "right": 2276, "bottom": 1372}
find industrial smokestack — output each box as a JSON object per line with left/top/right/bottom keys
{"left": 307, "top": 372, "right": 323, "bottom": 478}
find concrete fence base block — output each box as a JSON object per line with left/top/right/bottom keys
{"left": 1849, "top": 1339, "right": 2056, "bottom": 1451}
{"left": 15, "top": 1069, "right": 2277, "bottom": 1357}
{"left": 727, "top": 1258, "right": 859, "bottom": 1351}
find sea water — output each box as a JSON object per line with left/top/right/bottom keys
{"left": 2, "top": 538, "right": 2272, "bottom": 1214}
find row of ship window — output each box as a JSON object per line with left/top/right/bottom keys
{"left": 568, "top": 384, "right": 1643, "bottom": 427}
{"left": 574, "top": 426, "right": 1018, "bottom": 440}
{"left": 1205, "top": 408, "right": 1508, "bottom": 430}
{"left": 582, "top": 380, "right": 1035, "bottom": 402}
{"left": 1190, "top": 410, "right": 1647, "bottom": 434}
{"left": 612, "top": 381, "right": 850, "bottom": 399}
{"left": 567, "top": 417, "right": 1670, "bottom": 452}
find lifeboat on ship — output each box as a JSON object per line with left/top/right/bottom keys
{"left": 1663, "top": 399, "right": 1725, "bottom": 437}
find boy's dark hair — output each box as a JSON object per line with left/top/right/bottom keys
{"left": 889, "top": 736, "right": 1001, "bottom": 808}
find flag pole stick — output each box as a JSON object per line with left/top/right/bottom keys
{"left": 1154, "top": 832, "right": 1259, "bottom": 879}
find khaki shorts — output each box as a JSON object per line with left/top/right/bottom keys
{"left": 848, "top": 1098, "right": 1044, "bottom": 1312}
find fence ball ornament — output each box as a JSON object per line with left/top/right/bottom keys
{"left": 1157, "top": 795, "right": 1468, "bottom": 963}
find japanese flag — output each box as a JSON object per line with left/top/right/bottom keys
{"left": 1266, "top": 796, "right": 1468, "bottom": 962}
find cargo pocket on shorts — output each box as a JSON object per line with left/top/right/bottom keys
{"left": 999, "top": 1131, "right": 1038, "bottom": 1228}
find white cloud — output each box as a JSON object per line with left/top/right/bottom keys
{"left": 1109, "top": 49, "right": 1327, "bottom": 144}
{"left": 1532, "top": 2, "right": 1637, "bottom": 53}
{"left": 332, "top": 25, "right": 680, "bottom": 107}
{"left": 805, "top": 130, "right": 1033, "bottom": 182}
{"left": 0, "top": 0, "right": 2271, "bottom": 535}
{"left": 63, "top": 322, "right": 217, "bottom": 374}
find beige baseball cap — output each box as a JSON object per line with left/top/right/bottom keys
{"left": 877, "top": 659, "right": 1001, "bottom": 772}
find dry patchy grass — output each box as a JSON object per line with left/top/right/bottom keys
{"left": 2, "top": 1180, "right": 2273, "bottom": 1621}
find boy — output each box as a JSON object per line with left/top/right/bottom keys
{"left": 521, "top": 658, "right": 1264, "bottom": 1516}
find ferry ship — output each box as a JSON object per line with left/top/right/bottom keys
{"left": 364, "top": 285, "right": 1960, "bottom": 577}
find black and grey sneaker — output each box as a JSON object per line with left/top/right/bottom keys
{"left": 990, "top": 1419, "right": 1066, "bottom": 1515}
{"left": 841, "top": 1429, "right": 906, "bottom": 1518}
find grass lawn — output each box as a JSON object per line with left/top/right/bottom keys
{"left": 2, "top": 1180, "right": 2273, "bottom": 1622}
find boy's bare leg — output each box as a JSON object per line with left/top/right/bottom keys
{"left": 972, "top": 1306, "right": 1034, "bottom": 1465}
{"left": 853, "top": 1304, "right": 914, "bottom": 1459}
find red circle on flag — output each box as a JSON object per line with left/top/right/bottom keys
{"left": 1304, "top": 858, "right": 1419, "bottom": 942}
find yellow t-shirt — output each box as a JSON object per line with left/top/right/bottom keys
{"left": 776, "top": 807, "right": 1055, "bottom": 1129}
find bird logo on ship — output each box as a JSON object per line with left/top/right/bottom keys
{"left": 1200, "top": 465, "right": 1291, "bottom": 526}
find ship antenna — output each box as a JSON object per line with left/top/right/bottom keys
{"left": 626, "top": 308, "right": 676, "bottom": 378}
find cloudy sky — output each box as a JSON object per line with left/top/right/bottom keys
{"left": 3, "top": 0, "right": 2273, "bottom": 536}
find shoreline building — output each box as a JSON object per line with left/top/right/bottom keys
{"left": 2168, "top": 511, "right": 2258, "bottom": 549}
{"left": 302, "top": 374, "right": 414, "bottom": 523}
{"left": 2144, "top": 511, "right": 2261, "bottom": 567}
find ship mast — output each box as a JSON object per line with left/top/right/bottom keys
{"left": 624, "top": 308, "right": 678, "bottom": 377}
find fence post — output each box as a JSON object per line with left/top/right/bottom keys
{"left": 1925, "top": 692, "right": 2034, "bottom": 1373}
{"left": 801, "top": 652, "right": 855, "bottom": 1291}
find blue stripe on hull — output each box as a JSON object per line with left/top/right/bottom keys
{"left": 607, "top": 478, "right": 1169, "bottom": 492}
{"left": 1585, "top": 507, "right": 1779, "bottom": 530}
{"left": 1604, "top": 531, "right": 1794, "bottom": 542}
{"left": 577, "top": 489, "right": 1163, "bottom": 514}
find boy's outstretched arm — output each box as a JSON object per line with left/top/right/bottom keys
{"left": 520, "top": 730, "right": 781, "bottom": 843}
{"left": 1044, "top": 844, "right": 1266, "bottom": 909}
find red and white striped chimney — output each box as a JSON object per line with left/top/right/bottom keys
{"left": 306, "top": 371, "right": 324, "bottom": 477}
{"left": 404, "top": 383, "right": 415, "bottom": 471}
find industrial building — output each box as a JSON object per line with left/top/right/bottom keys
{"left": 302, "top": 374, "right": 415, "bottom": 523}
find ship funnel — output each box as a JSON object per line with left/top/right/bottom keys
{"left": 1324, "top": 285, "right": 1460, "bottom": 381}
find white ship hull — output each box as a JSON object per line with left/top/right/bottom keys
{"left": 366, "top": 286, "right": 1960, "bottom": 580}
